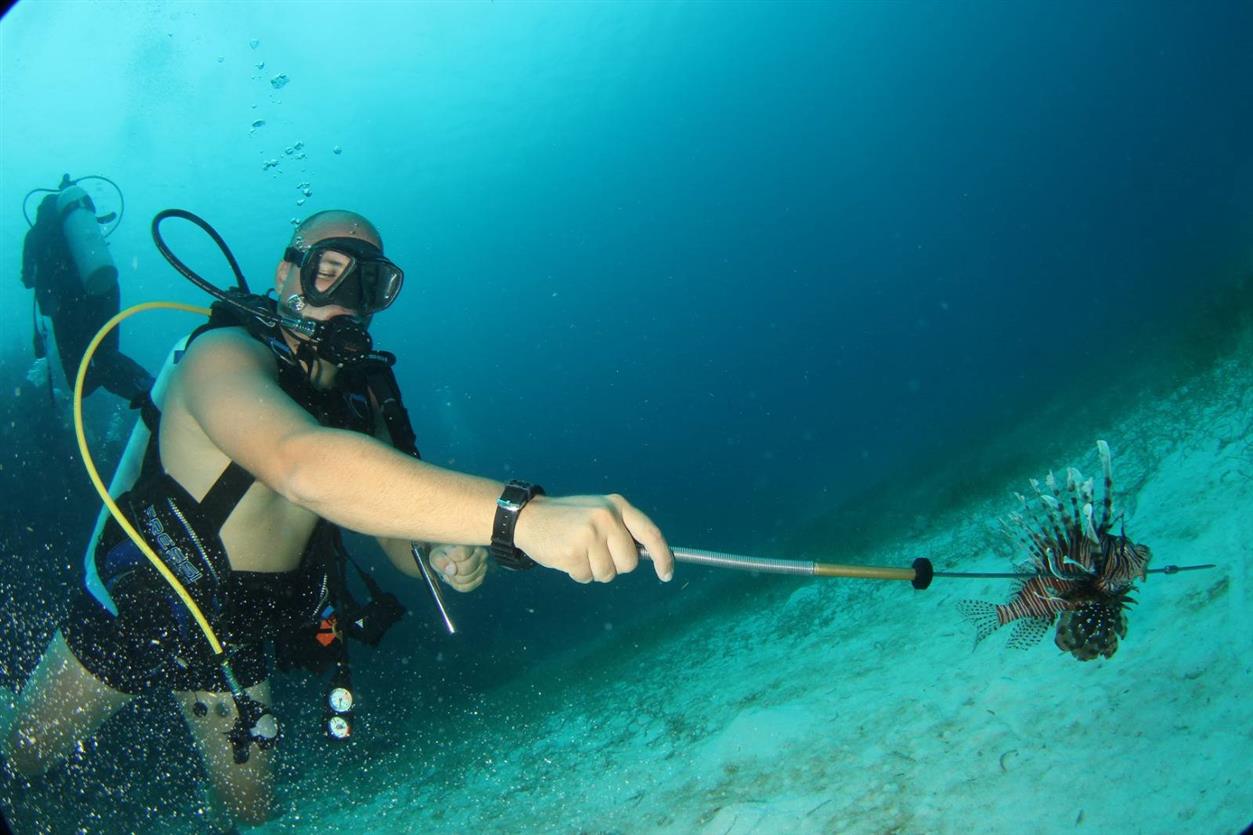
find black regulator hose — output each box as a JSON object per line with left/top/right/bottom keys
{"left": 151, "top": 208, "right": 252, "bottom": 294}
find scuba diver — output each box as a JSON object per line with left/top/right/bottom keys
{"left": 1, "top": 208, "right": 675, "bottom": 831}
{"left": 21, "top": 174, "right": 154, "bottom": 402}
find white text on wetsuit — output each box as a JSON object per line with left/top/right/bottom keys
{"left": 142, "top": 505, "right": 204, "bottom": 585}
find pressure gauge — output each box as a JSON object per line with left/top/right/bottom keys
{"left": 328, "top": 686, "right": 354, "bottom": 714}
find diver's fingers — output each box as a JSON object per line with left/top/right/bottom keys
{"left": 449, "top": 561, "right": 487, "bottom": 592}
{"left": 429, "top": 551, "right": 454, "bottom": 576}
{"left": 429, "top": 546, "right": 460, "bottom": 577}
{"left": 609, "top": 495, "right": 673, "bottom": 581}
{"left": 459, "top": 548, "right": 489, "bottom": 583}
{"left": 587, "top": 539, "right": 617, "bottom": 583}
{"left": 606, "top": 523, "right": 640, "bottom": 575}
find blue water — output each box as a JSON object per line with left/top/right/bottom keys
{"left": 2, "top": 2, "right": 1251, "bottom": 832}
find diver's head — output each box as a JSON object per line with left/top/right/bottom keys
{"left": 275, "top": 210, "right": 402, "bottom": 322}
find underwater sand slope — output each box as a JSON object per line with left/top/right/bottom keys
{"left": 260, "top": 328, "right": 1252, "bottom": 834}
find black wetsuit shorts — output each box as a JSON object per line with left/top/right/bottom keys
{"left": 63, "top": 532, "right": 268, "bottom": 696}
{"left": 62, "top": 480, "right": 329, "bottom": 696}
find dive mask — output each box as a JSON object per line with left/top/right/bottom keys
{"left": 283, "top": 237, "right": 404, "bottom": 314}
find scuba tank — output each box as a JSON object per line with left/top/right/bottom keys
{"left": 56, "top": 182, "right": 118, "bottom": 296}
{"left": 22, "top": 173, "right": 125, "bottom": 299}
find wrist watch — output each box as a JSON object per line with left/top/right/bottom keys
{"left": 489, "top": 480, "right": 544, "bottom": 570}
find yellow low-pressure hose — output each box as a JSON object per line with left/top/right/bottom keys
{"left": 73, "top": 302, "right": 221, "bottom": 653}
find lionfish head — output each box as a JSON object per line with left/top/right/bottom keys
{"left": 1054, "top": 598, "right": 1130, "bottom": 661}
{"left": 1104, "top": 534, "right": 1152, "bottom": 589}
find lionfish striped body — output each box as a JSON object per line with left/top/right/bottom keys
{"left": 958, "top": 441, "right": 1152, "bottom": 661}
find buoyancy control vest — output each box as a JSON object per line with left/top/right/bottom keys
{"left": 110, "top": 298, "right": 415, "bottom": 672}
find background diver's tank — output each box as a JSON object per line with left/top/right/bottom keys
{"left": 55, "top": 183, "right": 118, "bottom": 296}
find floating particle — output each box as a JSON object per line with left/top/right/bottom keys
{"left": 251, "top": 119, "right": 265, "bottom": 129}
{"left": 250, "top": 39, "right": 260, "bottom": 49}
{"left": 262, "top": 159, "right": 279, "bottom": 171}
{"left": 296, "top": 198, "right": 306, "bottom": 206}
{"left": 284, "top": 146, "right": 294, "bottom": 155}
{"left": 255, "top": 61, "right": 265, "bottom": 70}
{"left": 293, "top": 141, "right": 304, "bottom": 151}
{"left": 332, "top": 145, "right": 342, "bottom": 155}
{"left": 270, "top": 73, "right": 289, "bottom": 89}
{"left": 216, "top": 56, "right": 224, "bottom": 63}
{"left": 290, "top": 217, "right": 300, "bottom": 226}
{"left": 302, "top": 187, "right": 312, "bottom": 197}
{"left": 294, "top": 153, "right": 306, "bottom": 160}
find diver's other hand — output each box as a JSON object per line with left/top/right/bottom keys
{"left": 513, "top": 494, "right": 674, "bottom": 584}
{"left": 429, "top": 544, "right": 488, "bottom": 592}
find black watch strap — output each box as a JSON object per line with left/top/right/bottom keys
{"left": 489, "top": 480, "right": 544, "bottom": 570}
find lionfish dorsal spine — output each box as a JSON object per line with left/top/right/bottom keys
{"left": 1081, "top": 502, "right": 1099, "bottom": 544}
{"left": 1033, "top": 494, "right": 1072, "bottom": 567}
{"left": 1065, "top": 468, "right": 1084, "bottom": 527}
{"left": 1097, "top": 440, "right": 1113, "bottom": 533}
{"left": 1057, "top": 469, "right": 1084, "bottom": 554}
{"left": 1080, "top": 478, "right": 1096, "bottom": 525}
{"left": 1061, "top": 553, "right": 1094, "bottom": 575}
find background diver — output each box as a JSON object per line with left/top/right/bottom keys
{"left": 20, "top": 173, "right": 154, "bottom": 403}
{"left": 1, "top": 208, "right": 675, "bottom": 831}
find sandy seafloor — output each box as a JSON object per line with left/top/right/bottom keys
{"left": 251, "top": 324, "right": 1252, "bottom": 834}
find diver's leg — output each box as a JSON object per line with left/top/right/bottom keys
{"left": 92, "top": 350, "right": 155, "bottom": 402}
{"left": 174, "top": 681, "right": 277, "bottom": 828}
{"left": 52, "top": 286, "right": 121, "bottom": 396}
{"left": 3, "top": 630, "right": 134, "bottom": 776}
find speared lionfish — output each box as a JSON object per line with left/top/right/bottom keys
{"left": 957, "top": 440, "right": 1152, "bottom": 661}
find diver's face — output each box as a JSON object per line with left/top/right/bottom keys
{"left": 275, "top": 260, "right": 361, "bottom": 321}
{"left": 275, "top": 229, "right": 380, "bottom": 322}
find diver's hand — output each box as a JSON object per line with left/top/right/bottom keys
{"left": 513, "top": 494, "right": 674, "bottom": 584}
{"left": 429, "top": 544, "right": 489, "bottom": 592}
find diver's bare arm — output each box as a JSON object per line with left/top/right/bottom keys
{"left": 369, "top": 407, "right": 434, "bottom": 576}
{"left": 176, "top": 329, "right": 675, "bottom": 580}
{"left": 174, "top": 328, "right": 500, "bottom": 545}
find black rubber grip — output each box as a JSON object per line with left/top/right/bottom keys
{"left": 911, "top": 557, "right": 934, "bottom": 590}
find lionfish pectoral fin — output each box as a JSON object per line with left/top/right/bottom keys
{"left": 1006, "top": 616, "right": 1053, "bottom": 650}
{"left": 956, "top": 600, "right": 1002, "bottom": 646}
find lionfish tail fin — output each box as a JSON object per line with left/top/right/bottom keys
{"left": 956, "top": 600, "right": 1002, "bottom": 646}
